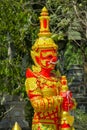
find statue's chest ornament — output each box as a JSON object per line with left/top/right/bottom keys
{"left": 37, "top": 76, "right": 60, "bottom": 97}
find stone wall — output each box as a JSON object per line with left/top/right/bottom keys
{"left": 67, "top": 65, "right": 87, "bottom": 113}
{"left": 0, "top": 95, "right": 29, "bottom": 130}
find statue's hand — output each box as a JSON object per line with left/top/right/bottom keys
{"left": 60, "top": 91, "right": 75, "bottom": 111}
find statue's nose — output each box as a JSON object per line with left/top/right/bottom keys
{"left": 52, "top": 56, "right": 58, "bottom": 62}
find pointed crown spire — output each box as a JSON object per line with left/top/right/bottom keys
{"left": 38, "top": 7, "right": 51, "bottom": 37}
{"left": 31, "top": 7, "right": 58, "bottom": 51}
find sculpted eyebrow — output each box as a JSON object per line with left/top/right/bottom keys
{"left": 41, "top": 52, "right": 56, "bottom": 57}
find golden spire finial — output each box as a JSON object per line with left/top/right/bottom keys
{"left": 31, "top": 7, "right": 58, "bottom": 51}
{"left": 61, "top": 76, "right": 68, "bottom": 92}
{"left": 12, "top": 122, "right": 22, "bottom": 130}
{"left": 38, "top": 6, "right": 51, "bottom": 37}
{"left": 41, "top": 7, "right": 48, "bottom": 16}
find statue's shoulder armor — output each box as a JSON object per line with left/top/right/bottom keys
{"left": 26, "top": 68, "right": 36, "bottom": 78}
{"left": 25, "top": 68, "right": 38, "bottom": 92}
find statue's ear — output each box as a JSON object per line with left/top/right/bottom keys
{"left": 31, "top": 50, "right": 40, "bottom": 67}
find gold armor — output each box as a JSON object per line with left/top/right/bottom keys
{"left": 25, "top": 73, "right": 62, "bottom": 130}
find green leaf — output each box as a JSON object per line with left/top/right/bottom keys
{"left": 68, "top": 30, "right": 81, "bottom": 40}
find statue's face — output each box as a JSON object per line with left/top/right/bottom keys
{"left": 39, "top": 49, "right": 58, "bottom": 70}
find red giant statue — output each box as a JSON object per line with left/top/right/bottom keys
{"left": 25, "top": 7, "right": 76, "bottom": 130}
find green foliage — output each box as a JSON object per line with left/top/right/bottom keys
{"left": 68, "top": 18, "right": 81, "bottom": 40}
{"left": 0, "top": 0, "right": 39, "bottom": 53}
{"left": 74, "top": 109, "right": 87, "bottom": 130}
{"left": 0, "top": 0, "right": 39, "bottom": 96}
{"left": 46, "top": 0, "right": 87, "bottom": 72}
{"left": 0, "top": 58, "right": 25, "bottom": 95}
{"left": 64, "top": 42, "right": 83, "bottom": 70}
{"left": 46, "top": 0, "right": 73, "bottom": 38}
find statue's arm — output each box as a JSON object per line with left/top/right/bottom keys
{"left": 25, "top": 77, "right": 62, "bottom": 112}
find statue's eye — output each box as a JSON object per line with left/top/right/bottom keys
{"left": 47, "top": 55, "right": 52, "bottom": 59}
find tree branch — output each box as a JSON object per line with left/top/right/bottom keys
{"left": 72, "top": 1, "right": 86, "bottom": 26}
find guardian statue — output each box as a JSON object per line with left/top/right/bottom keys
{"left": 25, "top": 7, "right": 76, "bottom": 130}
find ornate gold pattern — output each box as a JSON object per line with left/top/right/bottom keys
{"left": 32, "top": 37, "right": 58, "bottom": 51}
{"left": 61, "top": 111, "right": 74, "bottom": 126}
{"left": 25, "top": 6, "right": 76, "bottom": 130}
{"left": 25, "top": 78, "right": 37, "bottom": 92}
{"left": 38, "top": 6, "right": 51, "bottom": 37}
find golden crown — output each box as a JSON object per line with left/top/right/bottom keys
{"left": 32, "top": 7, "right": 58, "bottom": 51}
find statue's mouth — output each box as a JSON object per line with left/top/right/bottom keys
{"left": 48, "top": 59, "right": 58, "bottom": 65}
